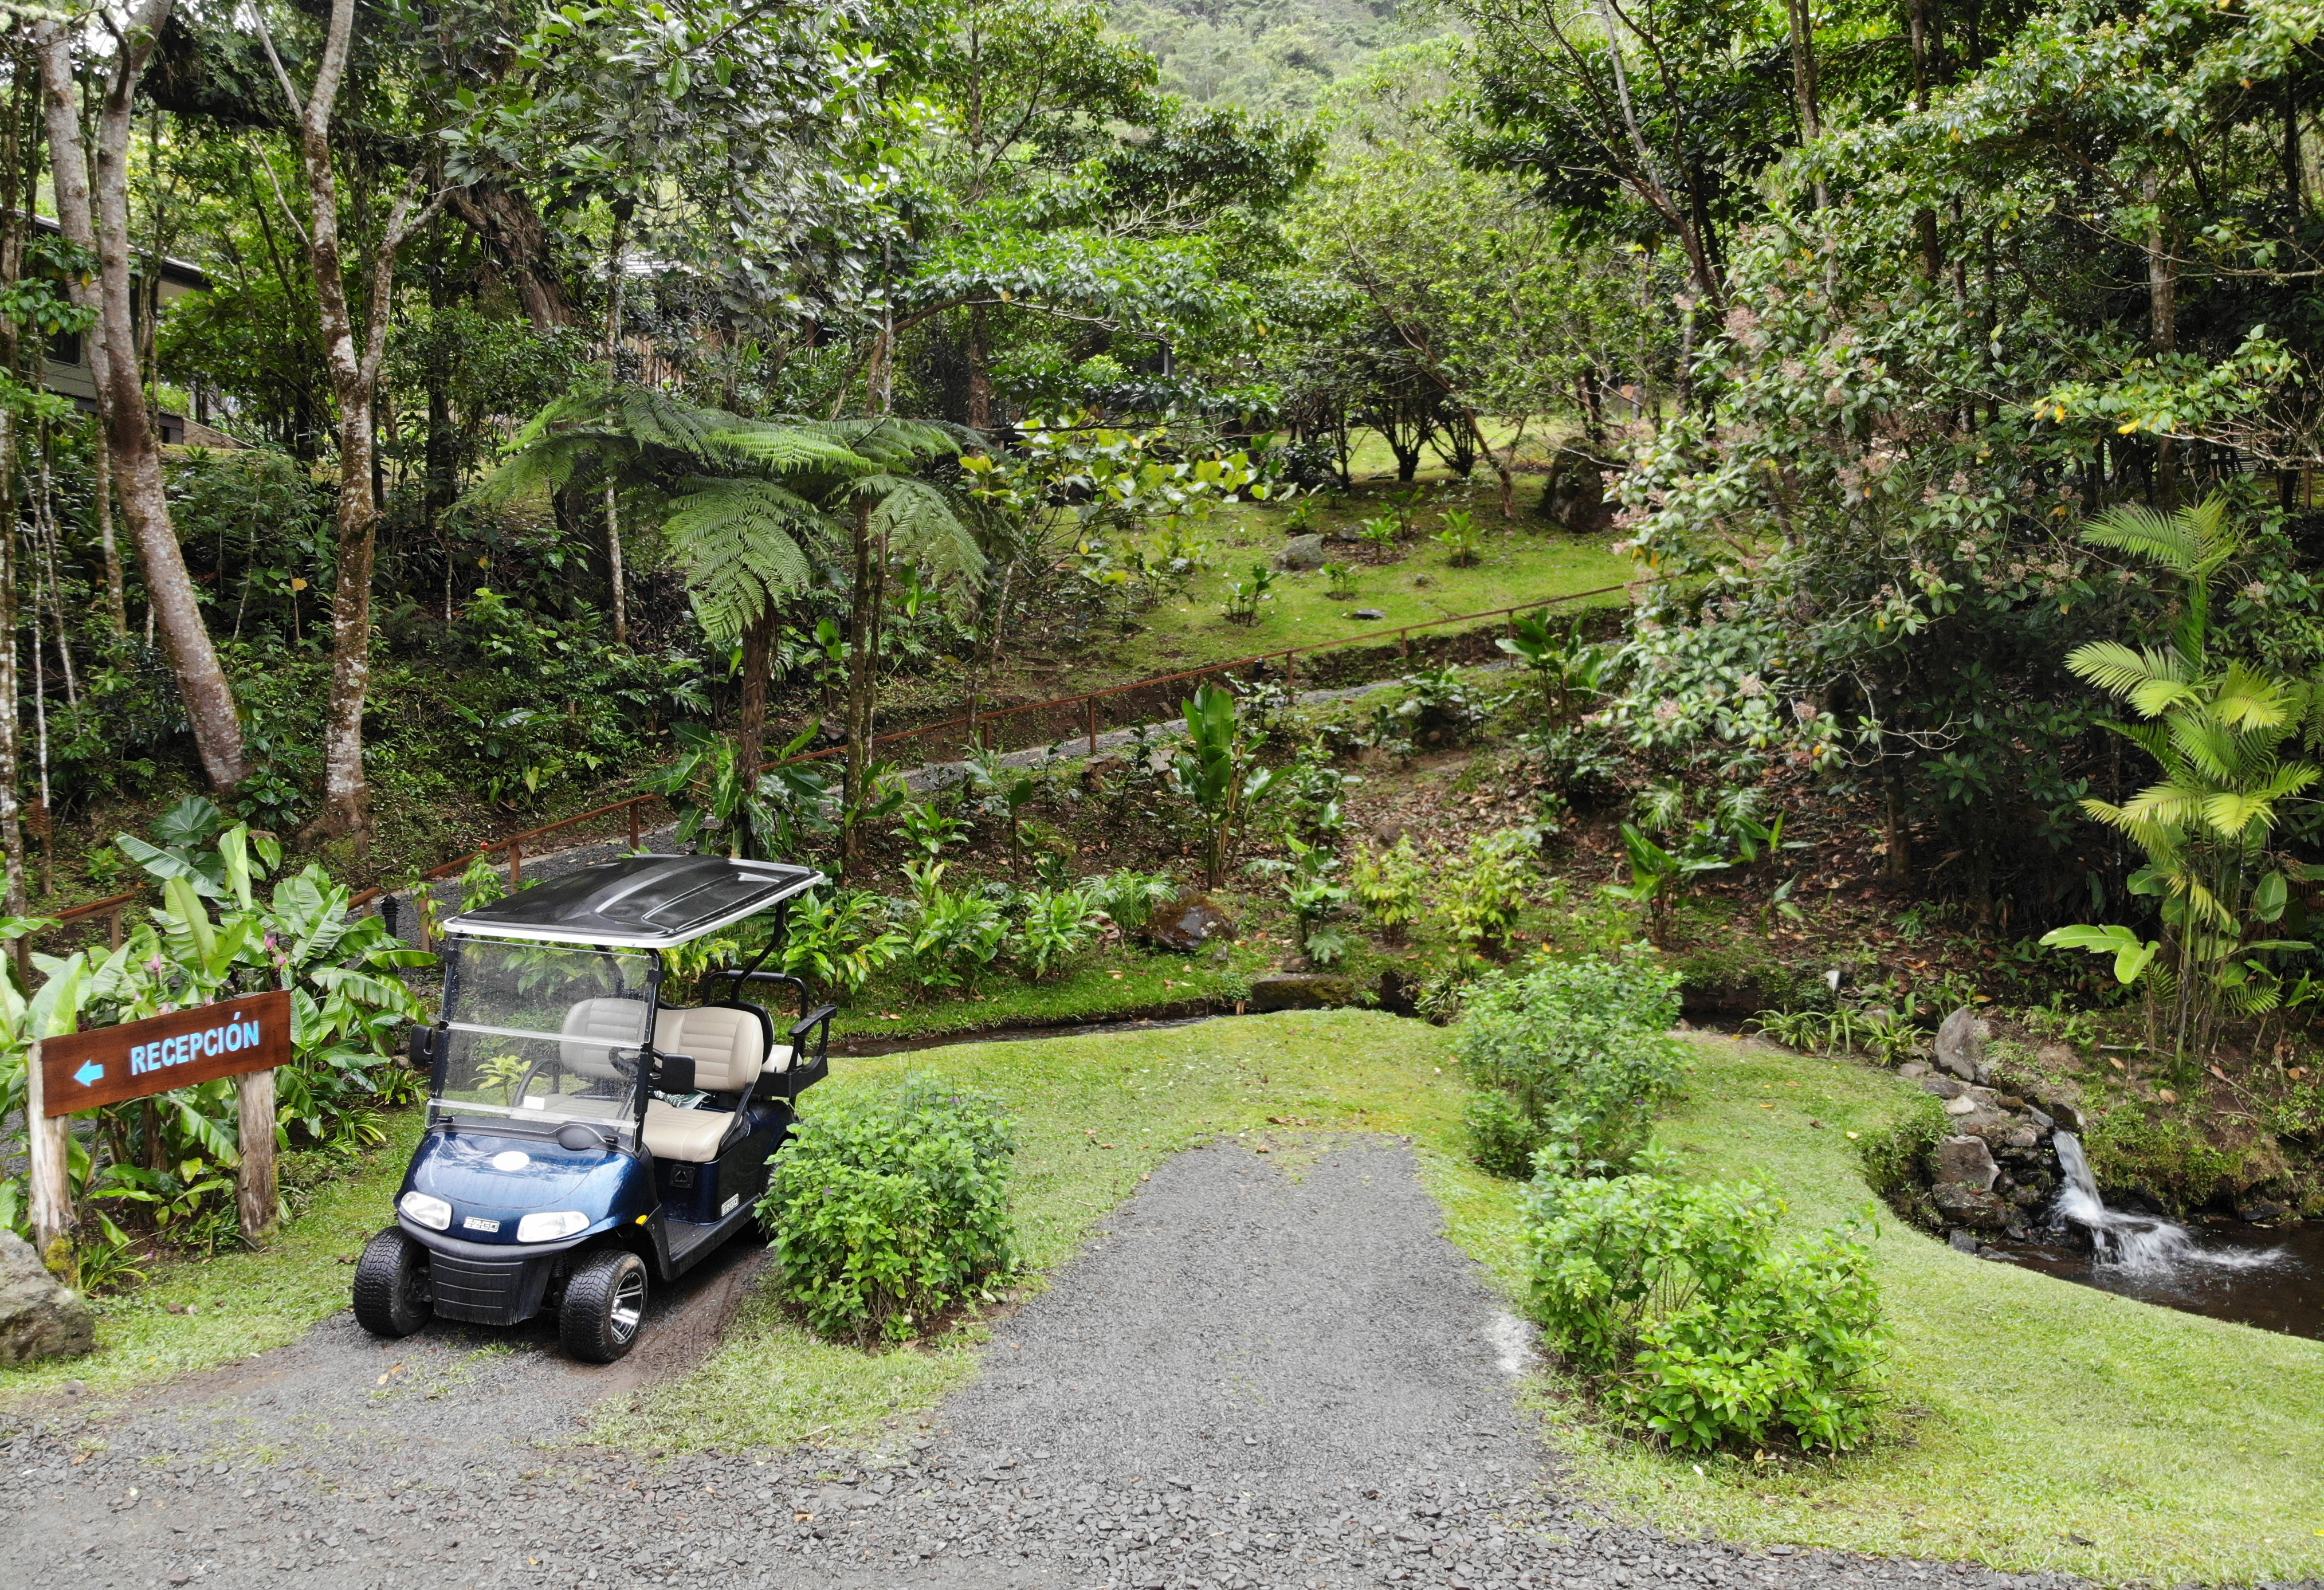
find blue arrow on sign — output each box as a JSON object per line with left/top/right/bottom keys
{"left": 73, "top": 1060, "right": 104, "bottom": 1088}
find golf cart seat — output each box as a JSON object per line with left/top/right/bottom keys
{"left": 556, "top": 999, "right": 794, "bottom": 1163}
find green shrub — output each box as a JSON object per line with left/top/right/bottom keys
{"left": 901, "top": 862, "right": 1009, "bottom": 994}
{"left": 1456, "top": 952, "right": 1687, "bottom": 1177}
{"left": 761, "top": 1079, "right": 1019, "bottom": 1342}
{"left": 1435, "top": 829, "right": 1541, "bottom": 953}
{"left": 1080, "top": 869, "right": 1180, "bottom": 932}
{"left": 1524, "top": 1171, "right": 1886, "bottom": 1452}
{"left": 1012, "top": 887, "right": 1102, "bottom": 979}
{"left": 1854, "top": 1094, "right": 1949, "bottom": 1211}
{"left": 1349, "top": 836, "right": 1428, "bottom": 940}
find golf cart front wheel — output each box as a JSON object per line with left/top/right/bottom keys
{"left": 352, "top": 1228, "right": 432, "bottom": 1337}
{"left": 560, "top": 1250, "right": 649, "bottom": 1363}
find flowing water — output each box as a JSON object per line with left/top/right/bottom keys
{"left": 1988, "top": 1130, "right": 2318, "bottom": 1338}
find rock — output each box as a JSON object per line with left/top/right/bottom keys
{"left": 1934, "top": 1134, "right": 1999, "bottom": 1191}
{"left": 1350, "top": 608, "right": 1387, "bottom": 621}
{"left": 1141, "top": 896, "right": 1234, "bottom": 953}
{"left": 1275, "top": 533, "right": 1329, "bottom": 571}
{"left": 2236, "top": 1199, "right": 2289, "bottom": 1224}
{"left": 1946, "top": 1229, "right": 1983, "bottom": 1254}
{"left": 1248, "top": 972, "right": 1358, "bottom": 1012}
{"left": 2036, "top": 1042, "right": 2079, "bottom": 1071}
{"left": 2044, "top": 1097, "right": 2084, "bottom": 1133}
{"left": 2003, "top": 1125, "right": 2041, "bottom": 1150}
{"left": 1934, "top": 1008, "right": 1990, "bottom": 1082}
{"left": 1919, "top": 1074, "right": 1966, "bottom": 1100}
{"left": 1932, "top": 1183, "right": 2012, "bottom": 1230}
{"left": 1943, "top": 1094, "right": 1977, "bottom": 1116}
{"left": 1897, "top": 1061, "right": 1930, "bottom": 1078}
{"left": 0, "top": 1231, "right": 94, "bottom": 1366}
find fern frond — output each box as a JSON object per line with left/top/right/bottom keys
{"left": 666, "top": 478, "right": 825, "bottom": 639}
{"left": 863, "top": 477, "right": 987, "bottom": 592}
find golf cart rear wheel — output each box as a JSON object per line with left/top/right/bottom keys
{"left": 352, "top": 1228, "right": 432, "bottom": 1338}
{"left": 560, "top": 1250, "right": 649, "bottom": 1363}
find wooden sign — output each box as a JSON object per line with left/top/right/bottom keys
{"left": 40, "top": 988, "right": 292, "bottom": 1116}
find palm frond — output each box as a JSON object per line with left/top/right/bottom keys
{"left": 2080, "top": 493, "right": 2243, "bottom": 575}
{"left": 2215, "top": 662, "right": 2295, "bottom": 732}
{"left": 2065, "top": 641, "right": 2189, "bottom": 705}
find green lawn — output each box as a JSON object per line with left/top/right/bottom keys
{"left": 0, "top": 1106, "right": 429, "bottom": 1401}
{"left": 1080, "top": 493, "right": 1636, "bottom": 688}
{"left": 1562, "top": 1034, "right": 2324, "bottom": 1587}
{"left": 831, "top": 932, "right": 1278, "bottom": 1044}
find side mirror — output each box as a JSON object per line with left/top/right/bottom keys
{"left": 406, "top": 1025, "right": 442, "bottom": 1074}
{"left": 654, "top": 1053, "right": 696, "bottom": 1093}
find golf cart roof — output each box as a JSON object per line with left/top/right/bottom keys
{"left": 441, "top": 855, "right": 825, "bottom": 949}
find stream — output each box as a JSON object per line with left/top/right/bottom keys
{"left": 1986, "top": 1129, "right": 2319, "bottom": 1340}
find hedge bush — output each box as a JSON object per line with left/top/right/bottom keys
{"left": 1457, "top": 952, "right": 1688, "bottom": 1178}
{"left": 1524, "top": 1171, "right": 1886, "bottom": 1452}
{"left": 760, "top": 1079, "right": 1019, "bottom": 1342}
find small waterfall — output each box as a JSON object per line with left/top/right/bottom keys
{"left": 2051, "top": 1132, "right": 2280, "bottom": 1275}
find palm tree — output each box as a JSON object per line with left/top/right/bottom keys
{"left": 2047, "top": 495, "right": 2323, "bottom": 1059}
{"left": 474, "top": 384, "right": 983, "bottom": 860}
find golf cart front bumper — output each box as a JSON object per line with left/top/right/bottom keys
{"left": 399, "top": 1223, "right": 596, "bottom": 1326}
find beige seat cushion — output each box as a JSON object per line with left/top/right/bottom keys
{"left": 562, "top": 998, "right": 650, "bottom": 1081}
{"left": 651, "top": 1006, "right": 768, "bottom": 1092}
{"left": 643, "top": 1100, "right": 731, "bottom": 1162}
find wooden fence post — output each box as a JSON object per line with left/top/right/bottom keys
{"left": 25, "top": 1038, "right": 73, "bottom": 1267}
{"left": 508, "top": 839, "right": 523, "bottom": 888}
{"left": 237, "top": 1067, "right": 278, "bottom": 1245}
{"left": 1086, "top": 698, "right": 1098, "bottom": 757}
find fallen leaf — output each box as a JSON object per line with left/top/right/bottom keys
{"left": 1844, "top": 1131, "right": 1860, "bottom": 1140}
{"left": 2158, "top": 1089, "right": 2178, "bottom": 1104}
{"left": 2208, "top": 1065, "right": 2228, "bottom": 1082}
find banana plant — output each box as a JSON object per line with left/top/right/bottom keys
{"left": 1497, "top": 612, "right": 1613, "bottom": 720}
{"left": 1173, "top": 684, "right": 1275, "bottom": 889}
{"left": 1603, "top": 823, "right": 1733, "bottom": 946}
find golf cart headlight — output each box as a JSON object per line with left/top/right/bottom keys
{"left": 517, "top": 1211, "right": 590, "bottom": 1243}
{"left": 400, "top": 1192, "right": 453, "bottom": 1231}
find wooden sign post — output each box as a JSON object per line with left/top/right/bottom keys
{"left": 31, "top": 988, "right": 295, "bottom": 1253}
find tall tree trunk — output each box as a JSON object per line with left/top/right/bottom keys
{"left": 841, "top": 494, "right": 881, "bottom": 876}
{"left": 447, "top": 182, "right": 572, "bottom": 332}
{"left": 93, "top": 439, "right": 125, "bottom": 634}
{"left": 735, "top": 603, "right": 778, "bottom": 780}
{"left": 0, "top": 406, "right": 22, "bottom": 954}
{"left": 602, "top": 204, "right": 629, "bottom": 644}
{"left": 2144, "top": 168, "right": 2179, "bottom": 507}
{"left": 1783, "top": 0, "right": 1830, "bottom": 211}
{"left": 1908, "top": 0, "right": 1942, "bottom": 279}
{"left": 967, "top": 301, "right": 993, "bottom": 432}
{"left": 260, "top": 0, "right": 443, "bottom": 846}
{"left": 36, "top": 5, "right": 248, "bottom": 792}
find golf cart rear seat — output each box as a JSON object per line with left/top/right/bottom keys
{"left": 558, "top": 999, "right": 787, "bottom": 1163}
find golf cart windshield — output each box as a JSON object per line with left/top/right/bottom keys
{"left": 434, "top": 938, "right": 658, "bottom": 1140}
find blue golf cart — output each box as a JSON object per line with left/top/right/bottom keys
{"left": 353, "top": 854, "right": 835, "bottom": 1361}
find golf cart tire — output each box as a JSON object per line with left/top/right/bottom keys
{"left": 560, "top": 1250, "right": 649, "bottom": 1363}
{"left": 352, "top": 1228, "right": 433, "bottom": 1338}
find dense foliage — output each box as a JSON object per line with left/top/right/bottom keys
{"left": 1456, "top": 952, "right": 1688, "bottom": 1177}
{"left": 1523, "top": 1170, "right": 1887, "bottom": 1452}
{"left": 760, "top": 1079, "right": 1020, "bottom": 1342}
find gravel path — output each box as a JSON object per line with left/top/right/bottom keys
{"left": 1, "top": 1137, "right": 2088, "bottom": 1590}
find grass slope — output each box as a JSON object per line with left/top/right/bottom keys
{"left": 0, "top": 1106, "right": 429, "bottom": 1401}
{"left": 1562, "top": 1034, "right": 2324, "bottom": 1587}
{"left": 1082, "top": 498, "right": 1635, "bottom": 689}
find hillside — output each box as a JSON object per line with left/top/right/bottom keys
{"left": 1112, "top": 0, "right": 1420, "bottom": 111}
